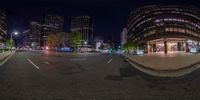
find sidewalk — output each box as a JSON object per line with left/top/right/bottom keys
{"left": 0, "top": 51, "right": 15, "bottom": 66}
{"left": 124, "top": 53, "right": 200, "bottom": 77}
{"left": 0, "top": 51, "right": 13, "bottom": 59}
{"left": 125, "top": 53, "right": 200, "bottom": 70}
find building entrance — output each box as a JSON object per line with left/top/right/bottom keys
{"left": 147, "top": 38, "right": 188, "bottom": 54}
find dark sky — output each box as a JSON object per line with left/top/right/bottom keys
{"left": 1, "top": 0, "right": 200, "bottom": 46}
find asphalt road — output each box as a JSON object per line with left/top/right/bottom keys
{"left": 0, "top": 50, "right": 200, "bottom": 100}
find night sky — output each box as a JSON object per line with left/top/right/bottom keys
{"left": 0, "top": 0, "right": 200, "bottom": 46}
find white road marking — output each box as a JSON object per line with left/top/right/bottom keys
{"left": 44, "top": 61, "right": 50, "bottom": 65}
{"left": 70, "top": 58, "right": 86, "bottom": 61}
{"left": 27, "top": 59, "right": 40, "bottom": 70}
{"left": 107, "top": 58, "right": 113, "bottom": 64}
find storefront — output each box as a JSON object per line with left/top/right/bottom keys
{"left": 147, "top": 38, "right": 199, "bottom": 54}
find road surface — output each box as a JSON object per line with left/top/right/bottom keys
{"left": 0, "top": 50, "right": 199, "bottom": 99}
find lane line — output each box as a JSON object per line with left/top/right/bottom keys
{"left": 27, "top": 59, "right": 40, "bottom": 70}
{"left": 107, "top": 58, "right": 113, "bottom": 64}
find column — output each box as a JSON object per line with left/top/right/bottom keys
{"left": 198, "top": 41, "right": 200, "bottom": 53}
{"left": 147, "top": 43, "right": 149, "bottom": 54}
{"left": 185, "top": 42, "right": 189, "bottom": 52}
{"left": 164, "top": 41, "right": 167, "bottom": 54}
{"left": 144, "top": 43, "right": 148, "bottom": 54}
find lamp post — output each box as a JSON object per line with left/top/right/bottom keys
{"left": 11, "top": 31, "right": 18, "bottom": 42}
{"left": 84, "top": 41, "right": 87, "bottom": 52}
{"left": 10, "top": 31, "right": 18, "bottom": 49}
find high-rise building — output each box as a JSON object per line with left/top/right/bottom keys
{"left": 127, "top": 5, "right": 200, "bottom": 54}
{"left": 30, "top": 21, "right": 41, "bottom": 48}
{"left": 94, "top": 36, "right": 104, "bottom": 51}
{"left": 70, "top": 16, "right": 94, "bottom": 47}
{"left": 23, "top": 30, "right": 31, "bottom": 47}
{"left": 121, "top": 28, "right": 127, "bottom": 46}
{"left": 0, "top": 10, "right": 6, "bottom": 42}
{"left": 23, "top": 21, "right": 41, "bottom": 48}
{"left": 40, "top": 13, "right": 64, "bottom": 47}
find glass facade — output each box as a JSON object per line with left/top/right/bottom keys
{"left": 0, "top": 10, "right": 6, "bottom": 41}
{"left": 147, "top": 38, "right": 187, "bottom": 54}
{"left": 70, "top": 16, "right": 94, "bottom": 46}
{"left": 127, "top": 5, "right": 200, "bottom": 54}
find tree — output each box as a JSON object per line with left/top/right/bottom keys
{"left": 122, "top": 41, "right": 136, "bottom": 54}
{"left": 69, "top": 32, "right": 81, "bottom": 52}
{"left": 5, "top": 39, "right": 15, "bottom": 49}
{"left": 56, "top": 32, "right": 67, "bottom": 47}
{"left": 47, "top": 32, "right": 67, "bottom": 49}
{"left": 47, "top": 33, "right": 57, "bottom": 48}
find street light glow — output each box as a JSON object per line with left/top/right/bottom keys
{"left": 14, "top": 32, "right": 18, "bottom": 35}
{"left": 46, "top": 46, "right": 49, "bottom": 50}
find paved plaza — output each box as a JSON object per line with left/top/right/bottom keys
{"left": 126, "top": 53, "right": 200, "bottom": 70}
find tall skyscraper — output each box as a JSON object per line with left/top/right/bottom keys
{"left": 0, "top": 10, "right": 6, "bottom": 42}
{"left": 23, "top": 29, "right": 31, "bottom": 47}
{"left": 40, "top": 13, "right": 64, "bottom": 47}
{"left": 70, "top": 16, "right": 94, "bottom": 47}
{"left": 30, "top": 21, "right": 41, "bottom": 48}
{"left": 121, "top": 28, "right": 127, "bottom": 46}
{"left": 23, "top": 21, "right": 41, "bottom": 48}
{"left": 127, "top": 5, "right": 200, "bottom": 54}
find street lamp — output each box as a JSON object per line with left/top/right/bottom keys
{"left": 14, "top": 32, "right": 18, "bottom": 35}
{"left": 10, "top": 31, "right": 18, "bottom": 49}
{"left": 84, "top": 41, "right": 87, "bottom": 45}
{"left": 83, "top": 41, "right": 88, "bottom": 52}
{"left": 11, "top": 31, "right": 18, "bottom": 42}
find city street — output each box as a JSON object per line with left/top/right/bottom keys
{"left": 0, "top": 51, "right": 199, "bottom": 99}
{"left": 1, "top": 0, "right": 200, "bottom": 99}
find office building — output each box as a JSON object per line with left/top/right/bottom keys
{"left": 70, "top": 16, "right": 94, "bottom": 48}
{"left": 0, "top": 10, "right": 6, "bottom": 42}
{"left": 23, "top": 21, "right": 41, "bottom": 48}
{"left": 40, "top": 13, "right": 64, "bottom": 47}
{"left": 121, "top": 28, "right": 127, "bottom": 46}
{"left": 127, "top": 5, "right": 200, "bottom": 54}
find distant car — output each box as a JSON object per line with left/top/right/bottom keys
{"left": 16, "top": 47, "right": 27, "bottom": 52}
{"left": 190, "top": 48, "right": 197, "bottom": 53}
{"left": 100, "top": 49, "right": 109, "bottom": 53}
{"left": 136, "top": 50, "right": 144, "bottom": 55}
{"left": 11, "top": 47, "right": 16, "bottom": 50}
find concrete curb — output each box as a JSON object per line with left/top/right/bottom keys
{"left": 123, "top": 54, "right": 200, "bottom": 77}
{"left": 0, "top": 51, "right": 15, "bottom": 66}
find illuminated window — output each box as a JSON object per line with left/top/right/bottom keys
{"left": 165, "top": 28, "right": 169, "bottom": 31}
{"left": 180, "top": 29, "right": 185, "bottom": 33}
{"left": 155, "top": 19, "right": 161, "bottom": 23}
{"left": 169, "top": 28, "right": 173, "bottom": 32}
